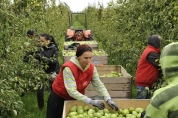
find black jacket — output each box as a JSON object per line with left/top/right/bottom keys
{"left": 35, "top": 44, "right": 60, "bottom": 74}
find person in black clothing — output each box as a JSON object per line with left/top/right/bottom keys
{"left": 35, "top": 34, "right": 60, "bottom": 110}
{"left": 24, "top": 33, "right": 60, "bottom": 110}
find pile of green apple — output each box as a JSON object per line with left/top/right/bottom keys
{"left": 63, "top": 50, "right": 107, "bottom": 56}
{"left": 100, "top": 71, "right": 122, "bottom": 77}
{"left": 64, "top": 41, "right": 97, "bottom": 45}
{"left": 67, "top": 105, "right": 144, "bottom": 118}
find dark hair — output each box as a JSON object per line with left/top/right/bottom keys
{"left": 40, "top": 34, "right": 59, "bottom": 50}
{"left": 27, "top": 29, "right": 35, "bottom": 36}
{"left": 76, "top": 44, "right": 92, "bottom": 57}
{"left": 148, "top": 34, "right": 162, "bottom": 48}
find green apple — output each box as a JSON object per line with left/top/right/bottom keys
{"left": 94, "top": 112, "right": 102, "bottom": 117}
{"left": 122, "top": 109, "right": 130, "bottom": 116}
{"left": 77, "top": 106, "right": 83, "bottom": 110}
{"left": 104, "top": 113, "right": 111, "bottom": 118}
{"left": 126, "top": 114, "right": 132, "bottom": 117}
{"left": 132, "top": 111, "right": 138, "bottom": 116}
{"left": 103, "top": 108, "right": 109, "bottom": 113}
{"left": 130, "top": 115, "right": 137, "bottom": 118}
{"left": 68, "top": 111, "right": 78, "bottom": 117}
{"left": 83, "top": 112, "right": 88, "bottom": 117}
{"left": 84, "top": 105, "right": 89, "bottom": 111}
{"left": 129, "top": 107, "right": 135, "bottom": 113}
{"left": 70, "top": 106, "right": 77, "bottom": 112}
{"left": 118, "top": 109, "right": 123, "bottom": 114}
{"left": 77, "top": 109, "right": 84, "bottom": 114}
{"left": 135, "top": 108, "right": 144, "bottom": 113}
{"left": 98, "top": 110, "right": 104, "bottom": 116}
{"left": 77, "top": 114, "right": 84, "bottom": 118}
{"left": 71, "top": 116, "right": 78, "bottom": 118}
{"left": 110, "top": 114, "right": 117, "bottom": 118}
{"left": 101, "top": 116, "right": 106, "bottom": 118}
{"left": 137, "top": 113, "right": 141, "bottom": 118}
{"left": 88, "top": 108, "right": 95, "bottom": 114}
{"left": 88, "top": 113, "right": 94, "bottom": 118}
{"left": 118, "top": 114, "right": 123, "bottom": 117}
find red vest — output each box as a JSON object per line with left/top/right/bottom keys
{"left": 52, "top": 61, "right": 94, "bottom": 100}
{"left": 135, "top": 46, "right": 160, "bottom": 88}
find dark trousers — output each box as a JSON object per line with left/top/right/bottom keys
{"left": 46, "top": 90, "right": 65, "bottom": 118}
{"left": 37, "top": 85, "right": 44, "bottom": 109}
{"left": 37, "top": 80, "right": 53, "bottom": 110}
{"left": 136, "top": 86, "right": 151, "bottom": 99}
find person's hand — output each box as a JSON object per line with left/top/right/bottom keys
{"left": 90, "top": 100, "right": 105, "bottom": 110}
{"left": 107, "top": 99, "right": 119, "bottom": 111}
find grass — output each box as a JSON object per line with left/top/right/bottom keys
{"left": 132, "top": 79, "right": 137, "bottom": 99}
{"left": 11, "top": 90, "right": 50, "bottom": 118}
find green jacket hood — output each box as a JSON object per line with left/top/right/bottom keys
{"left": 160, "top": 42, "right": 178, "bottom": 83}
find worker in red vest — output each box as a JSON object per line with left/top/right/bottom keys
{"left": 46, "top": 44, "right": 118, "bottom": 118}
{"left": 135, "top": 34, "right": 162, "bottom": 99}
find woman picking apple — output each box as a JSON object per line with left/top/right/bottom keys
{"left": 46, "top": 44, "right": 118, "bottom": 118}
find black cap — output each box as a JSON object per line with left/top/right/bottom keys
{"left": 27, "top": 29, "right": 35, "bottom": 35}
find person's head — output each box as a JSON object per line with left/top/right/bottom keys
{"left": 27, "top": 29, "right": 35, "bottom": 39}
{"left": 147, "top": 34, "right": 162, "bottom": 48}
{"left": 160, "top": 42, "right": 178, "bottom": 81}
{"left": 76, "top": 44, "right": 92, "bottom": 68}
{"left": 39, "top": 34, "right": 58, "bottom": 50}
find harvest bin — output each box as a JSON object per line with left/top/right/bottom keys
{"left": 85, "top": 65, "right": 132, "bottom": 99}
{"left": 62, "top": 99, "right": 150, "bottom": 118}
{"left": 64, "top": 40, "right": 98, "bottom": 50}
{"left": 62, "top": 49, "right": 108, "bottom": 65}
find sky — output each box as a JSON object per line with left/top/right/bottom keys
{"left": 56, "top": 0, "right": 114, "bottom": 12}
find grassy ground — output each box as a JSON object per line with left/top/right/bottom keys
{"left": 132, "top": 79, "right": 137, "bottom": 99}
{"left": 12, "top": 91, "right": 50, "bottom": 118}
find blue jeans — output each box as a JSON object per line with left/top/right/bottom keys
{"left": 136, "top": 86, "right": 151, "bottom": 99}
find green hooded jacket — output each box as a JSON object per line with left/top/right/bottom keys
{"left": 144, "top": 42, "right": 178, "bottom": 118}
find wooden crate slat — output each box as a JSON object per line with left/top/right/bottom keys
{"left": 63, "top": 49, "right": 108, "bottom": 65}
{"left": 96, "top": 65, "right": 131, "bottom": 77}
{"left": 64, "top": 40, "right": 99, "bottom": 50}
{"left": 85, "top": 91, "right": 131, "bottom": 98}
{"left": 99, "top": 77, "right": 132, "bottom": 83}
{"left": 86, "top": 83, "right": 131, "bottom": 91}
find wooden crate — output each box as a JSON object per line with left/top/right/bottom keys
{"left": 64, "top": 40, "right": 98, "bottom": 50}
{"left": 62, "top": 49, "right": 108, "bottom": 65}
{"left": 62, "top": 99, "right": 150, "bottom": 118}
{"left": 85, "top": 65, "right": 132, "bottom": 99}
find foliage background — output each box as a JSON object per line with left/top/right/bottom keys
{"left": 0, "top": 0, "right": 178, "bottom": 117}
